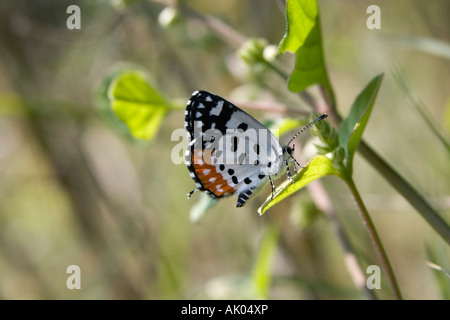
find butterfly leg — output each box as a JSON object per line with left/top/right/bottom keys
{"left": 285, "top": 158, "right": 296, "bottom": 184}
{"left": 291, "top": 156, "right": 303, "bottom": 169}
{"left": 187, "top": 188, "right": 200, "bottom": 199}
{"left": 287, "top": 155, "right": 305, "bottom": 183}
{"left": 269, "top": 175, "right": 276, "bottom": 200}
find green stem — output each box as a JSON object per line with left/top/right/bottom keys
{"left": 306, "top": 180, "right": 376, "bottom": 300}
{"left": 264, "top": 60, "right": 317, "bottom": 110}
{"left": 268, "top": 55, "right": 450, "bottom": 246}
{"left": 319, "top": 87, "right": 450, "bottom": 245}
{"left": 266, "top": 36, "right": 450, "bottom": 246}
{"left": 345, "top": 177, "right": 403, "bottom": 300}
{"left": 358, "top": 142, "right": 450, "bottom": 245}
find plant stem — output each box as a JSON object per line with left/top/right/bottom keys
{"left": 345, "top": 177, "right": 403, "bottom": 300}
{"left": 315, "top": 88, "right": 450, "bottom": 246}
{"left": 153, "top": 0, "right": 247, "bottom": 48}
{"left": 307, "top": 180, "right": 376, "bottom": 299}
{"left": 264, "top": 60, "right": 317, "bottom": 110}
{"left": 269, "top": 54, "right": 450, "bottom": 245}
{"left": 358, "top": 141, "right": 450, "bottom": 246}
{"left": 233, "top": 100, "right": 310, "bottom": 116}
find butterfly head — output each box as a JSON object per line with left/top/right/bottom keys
{"left": 282, "top": 144, "right": 295, "bottom": 164}
{"left": 283, "top": 144, "right": 294, "bottom": 156}
{"left": 283, "top": 143, "right": 297, "bottom": 166}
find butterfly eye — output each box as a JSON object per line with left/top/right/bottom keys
{"left": 284, "top": 145, "right": 294, "bottom": 155}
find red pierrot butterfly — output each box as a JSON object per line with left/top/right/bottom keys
{"left": 184, "top": 90, "right": 327, "bottom": 207}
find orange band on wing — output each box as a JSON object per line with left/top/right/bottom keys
{"left": 192, "top": 149, "right": 236, "bottom": 197}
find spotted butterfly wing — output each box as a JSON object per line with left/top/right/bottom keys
{"left": 184, "top": 91, "right": 287, "bottom": 207}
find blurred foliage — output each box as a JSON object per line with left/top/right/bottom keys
{"left": 107, "top": 70, "right": 171, "bottom": 141}
{"left": 0, "top": 0, "right": 449, "bottom": 300}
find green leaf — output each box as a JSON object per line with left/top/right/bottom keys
{"left": 279, "top": 0, "right": 332, "bottom": 94}
{"left": 250, "top": 223, "right": 280, "bottom": 298}
{"left": 96, "top": 65, "right": 137, "bottom": 140}
{"left": 338, "top": 74, "right": 384, "bottom": 170}
{"left": 258, "top": 155, "right": 341, "bottom": 215}
{"left": 107, "top": 71, "right": 169, "bottom": 141}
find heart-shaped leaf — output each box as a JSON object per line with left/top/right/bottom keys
{"left": 279, "top": 0, "right": 332, "bottom": 95}
{"left": 107, "top": 71, "right": 169, "bottom": 141}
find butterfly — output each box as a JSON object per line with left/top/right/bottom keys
{"left": 184, "top": 90, "right": 327, "bottom": 207}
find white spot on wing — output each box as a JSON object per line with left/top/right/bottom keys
{"left": 209, "top": 100, "right": 224, "bottom": 116}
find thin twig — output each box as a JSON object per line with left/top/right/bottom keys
{"left": 264, "top": 61, "right": 317, "bottom": 110}
{"left": 232, "top": 100, "right": 310, "bottom": 116}
{"left": 346, "top": 178, "right": 403, "bottom": 300}
{"left": 358, "top": 141, "right": 450, "bottom": 245}
{"left": 152, "top": 0, "right": 246, "bottom": 48}
{"left": 307, "top": 180, "right": 376, "bottom": 299}
{"left": 427, "top": 262, "right": 450, "bottom": 279}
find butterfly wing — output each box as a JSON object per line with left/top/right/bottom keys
{"left": 185, "top": 90, "right": 285, "bottom": 207}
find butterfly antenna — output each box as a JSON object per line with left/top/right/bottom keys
{"left": 287, "top": 113, "right": 328, "bottom": 146}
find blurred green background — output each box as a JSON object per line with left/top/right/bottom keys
{"left": 0, "top": 0, "right": 449, "bottom": 299}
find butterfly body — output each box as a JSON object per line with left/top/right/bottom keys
{"left": 184, "top": 90, "right": 326, "bottom": 207}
